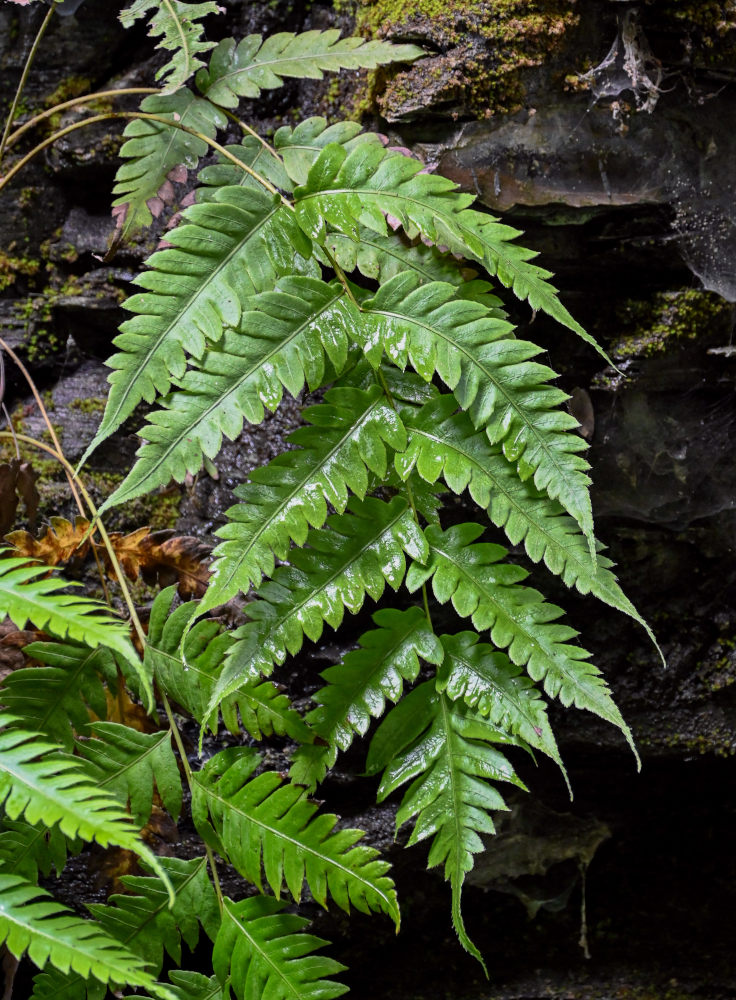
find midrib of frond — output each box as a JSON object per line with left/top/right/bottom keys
{"left": 106, "top": 200, "right": 282, "bottom": 430}
{"left": 224, "top": 905, "right": 297, "bottom": 999}
{"left": 255, "top": 499, "right": 411, "bottom": 644}
{"left": 371, "top": 304, "right": 573, "bottom": 487}
{"left": 208, "top": 44, "right": 378, "bottom": 91}
{"left": 35, "top": 649, "right": 98, "bottom": 735}
{"left": 161, "top": 0, "right": 190, "bottom": 77}
{"left": 96, "top": 731, "right": 170, "bottom": 788}
{"left": 201, "top": 781, "right": 396, "bottom": 913}
{"left": 438, "top": 693, "right": 467, "bottom": 884}
{"left": 212, "top": 392, "right": 386, "bottom": 598}
{"left": 127, "top": 285, "right": 347, "bottom": 492}
{"left": 445, "top": 645, "right": 539, "bottom": 733}
{"left": 4, "top": 826, "right": 46, "bottom": 874}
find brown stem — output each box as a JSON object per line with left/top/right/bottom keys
{"left": 0, "top": 2, "right": 57, "bottom": 163}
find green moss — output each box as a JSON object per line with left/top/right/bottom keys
{"left": 70, "top": 397, "right": 107, "bottom": 415}
{"left": 659, "top": 1, "right": 736, "bottom": 68}
{"left": 612, "top": 289, "right": 733, "bottom": 360}
{"left": 341, "top": 0, "right": 579, "bottom": 119}
{"left": 0, "top": 251, "right": 40, "bottom": 292}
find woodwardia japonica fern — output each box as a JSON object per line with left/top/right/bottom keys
{"left": 0, "top": 2, "right": 663, "bottom": 996}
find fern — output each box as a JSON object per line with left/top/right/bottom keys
{"left": 366, "top": 681, "right": 526, "bottom": 967}
{"left": 406, "top": 523, "right": 638, "bottom": 760}
{"left": 135, "top": 971, "right": 226, "bottom": 1000}
{"left": 0, "top": 874, "right": 165, "bottom": 996}
{"left": 121, "top": 0, "right": 220, "bottom": 91}
{"left": 0, "top": 641, "right": 112, "bottom": 749}
{"left": 196, "top": 30, "right": 423, "bottom": 105}
{"left": 212, "top": 895, "right": 347, "bottom": 1000}
{"left": 192, "top": 748, "right": 399, "bottom": 922}
{"left": 76, "top": 722, "right": 182, "bottom": 826}
{"left": 205, "top": 494, "right": 427, "bottom": 715}
{"left": 201, "top": 383, "right": 407, "bottom": 610}
{"left": 0, "top": 820, "right": 70, "bottom": 881}
{"left": 290, "top": 606, "right": 443, "bottom": 791}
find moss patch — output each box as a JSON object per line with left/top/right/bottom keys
{"left": 0, "top": 252, "right": 40, "bottom": 293}
{"left": 611, "top": 289, "right": 733, "bottom": 360}
{"left": 658, "top": 0, "right": 736, "bottom": 68}
{"left": 341, "top": 0, "right": 579, "bottom": 120}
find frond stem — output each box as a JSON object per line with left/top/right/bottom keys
{"left": 222, "top": 109, "right": 281, "bottom": 160}
{"left": 0, "top": 111, "right": 287, "bottom": 200}
{"left": 0, "top": 2, "right": 57, "bottom": 164}
{"left": 4, "top": 88, "right": 160, "bottom": 150}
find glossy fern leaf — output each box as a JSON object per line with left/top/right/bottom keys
{"left": 437, "top": 631, "right": 566, "bottom": 784}
{"left": 76, "top": 722, "right": 182, "bottom": 826}
{"left": 121, "top": 0, "right": 219, "bottom": 91}
{"left": 100, "top": 277, "right": 356, "bottom": 509}
{"left": 135, "top": 971, "right": 226, "bottom": 1000}
{"left": 192, "top": 747, "right": 399, "bottom": 922}
{"left": 0, "top": 723, "right": 170, "bottom": 879}
{"left": 111, "top": 90, "right": 226, "bottom": 237}
{"left": 86, "top": 186, "right": 314, "bottom": 462}
{"left": 88, "top": 857, "right": 220, "bottom": 975}
{"left": 206, "top": 495, "right": 428, "bottom": 715}
{"left": 0, "top": 641, "right": 112, "bottom": 749}
{"left": 397, "top": 395, "right": 660, "bottom": 653}
{"left": 293, "top": 142, "right": 608, "bottom": 359}
{"left": 407, "top": 523, "right": 638, "bottom": 761}
{"left": 0, "top": 820, "right": 70, "bottom": 882}
{"left": 0, "top": 555, "right": 146, "bottom": 700}
{"left": 366, "top": 681, "right": 526, "bottom": 969}
{"left": 196, "top": 30, "right": 423, "bottom": 106}
{"left": 201, "top": 383, "right": 407, "bottom": 610}
{"left": 0, "top": 874, "right": 163, "bottom": 997}
{"left": 358, "top": 273, "right": 595, "bottom": 552}
{"left": 290, "top": 606, "right": 442, "bottom": 791}
{"left": 212, "top": 895, "right": 347, "bottom": 1000}
{"left": 31, "top": 967, "right": 106, "bottom": 1000}
{"left": 145, "top": 588, "right": 311, "bottom": 741}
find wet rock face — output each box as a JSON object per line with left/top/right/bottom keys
{"left": 2, "top": 0, "right": 736, "bottom": 997}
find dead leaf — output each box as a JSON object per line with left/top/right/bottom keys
{"left": 105, "top": 527, "right": 211, "bottom": 598}
{"left": 6, "top": 516, "right": 91, "bottom": 566}
{"left": 0, "top": 618, "right": 42, "bottom": 682}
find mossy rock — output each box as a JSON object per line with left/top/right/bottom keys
{"left": 611, "top": 289, "right": 734, "bottom": 360}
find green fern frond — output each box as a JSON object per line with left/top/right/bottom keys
{"left": 0, "top": 820, "right": 70, "bottom": 881}
{"left": 76, "top": 722, "right": 182, "bottom": 826}
{"left": 358, "top": 274, "right": 595, "bottom": 550}
{"left": 192, "top": 747, "right": 399, "bottom": 922}
{"left": 111, "top": 90, "right": 226, "bottom": 237}
{"left": 206, "top": 495, "right": 428, "bottom": 716}
{"left": 290, "top": 607, "right": 442, "bottom": 791}
{"left": 407, "top": 523, "right": 638, "bottom": 762}
{"left": 197, "top": 134, "right": 293, "bottom": 194}
{"left": 201, "top": 383, "right": 406, "bottom": 610}
{"left": 0, "top": 641, "right": 112, "bottom": 749}
{"left": 145, "top": 588, "right": 311, "bottom": 741}
{"left": 367, "top": 681, "right": 526, "bottom": 969}
{"left": 135, "top": 971, "right": 226, "bottom": 1000}
{"left": 0, "top": 724, "right": 170, "bottom": 876}
{"left": 325, "top": 226, "right": 474, "bottom": 287}
{"left": 89, "top": 858, "right": 220, "bottom": 974}
{"left": 121, "top": 0, "right": 219, "bottom": 91}
{"left": 293, "top": 142, "right": 609, "bottom": 360}
{"left": 397, "top": 395, "right": 661, "bottom": 653}
{"left": 212, "top": 895, "right": 347, "bottom": 1000}
{"left": 0, "top": 873, "right": 162, "bottom": 996}
{"left": 100, "top": 277, "right": 355, "bottom": 509}
{"left": 86, "top": 187, "right": 315, "bottom": 463}
{"left": 0, "top": 555, "right": 146, "bottom": 698}
{"left": 196, "top": 30, "right": 424, "bottom": 106}
{"left": 31, "top": 967, "right": 106, "bottom": 1000}
{"left": 437, "top": 631, "right": 566, "bottom": 784}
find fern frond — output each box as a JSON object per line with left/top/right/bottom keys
{"left": 406, "top": 523, "right": 638, "bottom": 761}
{"left": 290, "top": 607, "right": 442, "bottom": 791}
{"left": 0, "top": 641, "right": 112, "bottom": 749}
{"left": 86, "top": 187, "right": 315, "bottom": 462}
{"left": 89, "top": 857, "right": 220, "bottom": 974}
{"left": 76, "top": 722, "right": 182, "bottom": 826}
{"left": 358, "top": 274, "right": 595, "bottom": 551}
{"left": 0, "top": 820, "right": 70, "bottom": 881}
{"left": 206, "top": 495, "right": 428, "bottom": 715}
{"left": 121, "top": 0, "right": 219, "bottom": 91}
{"left": 366, "top": 681, "right": 526, "bottom": 968}
{"left": 145, "top": 588, "right": 311, "bottom": 741}
{"left": 0, "top": 873, "right": 161, "bottom": 996}
{"left": 293, "top": 142, "right": 610, "bottom": 360}
{"left": 31, "top": 967, "right": 106, "bottom": 1000}
{"left": 135, "top": 971, "right": 226, "bottom": 1000}
{"left": 212, "top": 895, "right": 347, "bottom": 1000}
{"left": 201, "top": 383, "right": 406, "bottom": 610}
{"left": 100, "top": 277, "right": 356, "bottom": 509}
{"left": 437, "top": 631, "right": 566, "bottom": 783}
{"left": 397, "top": 395, "right": 660, "bottom": 652}
{"left": 0, "top": 724, "right": 169, "bottom": 873}
{"left": 192, "top": 747, "right": 399, "bottom": 922}
{"left": 196, "top": 30, "right": 423, "bottom": 106}
{"left": 326, "top": 226, "right": 474, "bottom": 287}
{"left": 0, "top": 555, "right": 145, "bottom": 695}
{"left": 111, "top": 90, "right": 226, "bottom": 238}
